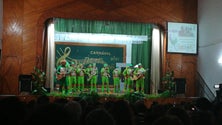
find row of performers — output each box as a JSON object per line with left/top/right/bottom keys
{"left": 56, "top": 59, "right": 147, "bottom": 94}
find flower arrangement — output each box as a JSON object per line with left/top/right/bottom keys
{"left": 31, "top": 67, "right": 47, "bottom": 95}
{"left": 161, "top": 71, "right": 176, "bottom": 97}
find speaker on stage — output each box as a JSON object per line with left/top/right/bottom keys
{"left": 174, "top": 78, "right": 186, "bottom": 94}
{"left": 19, "top": 74, "right": 32, "bottom": 93}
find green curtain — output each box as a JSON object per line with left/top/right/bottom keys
{"left": 54, "top": 18, "right": 153, "bottom": 93}
{"left": 132, "top": 40, "right": 152, "bottom": 93}
{"left": 55, "top": 18, "right": 151, "bottom": 35}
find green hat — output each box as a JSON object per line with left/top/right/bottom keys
{"left": 71, "top": 62, "right": 75, "bottom": 65}
{"left": 127, "top": 63, "right": 132, "bottom": 67}
{"left": 138, "top": 63, "right": 142, "bottom": 66}
{"left": 104, "top": 63, "right": 108, "bottom": 67}
{"left": 93, "top": 63, "right": 96, "bottom": 66}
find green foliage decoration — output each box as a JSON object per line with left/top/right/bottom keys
{"left": 79, "top": 91, "right": 100, "bottom": 104}
{"left": 161, "top": 71, "right": 176, "bottom": 97}
{"left": 122, "top": 92, "right": 145, "bottom": 103}
{"left": 31, "top": 67, "right": 47, "bottom": 95}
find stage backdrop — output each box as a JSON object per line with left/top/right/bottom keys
{"left": 55, "top": 42, "right": 126, "bottom": 85}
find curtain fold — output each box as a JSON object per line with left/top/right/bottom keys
{"left": 150, "top": 27, "right": 161, "bottom": 94}
{"left": 42, "top": 19, "right": 55, "bottom": 90}
{"left": 55, "top": 19, "right": 151, "bottom": 35}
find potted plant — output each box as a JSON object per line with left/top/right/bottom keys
{"left": 161, "top": 71, "right": 176, "bottom": 97}
{"left": 31, "top": 67, "right": 47, "bottom": 95}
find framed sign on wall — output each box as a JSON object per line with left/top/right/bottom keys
{"left": 167, "top": 22, "right": 198, "bottom": 55}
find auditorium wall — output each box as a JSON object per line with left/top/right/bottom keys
{"left": 0, "top": 0, "right": 197, "bottom": 96}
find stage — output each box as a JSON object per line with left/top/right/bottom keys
{"left": 0, "top": 91, "right": 198, "bottom": 108}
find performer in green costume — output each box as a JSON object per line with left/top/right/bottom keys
{"left": 76, "top": 63, "right": 85, "bottom": 92}
{"left": 122, "top": 63, "right": 134, "bottom": 93}
{"left": 87, "top": 63, "right": 98, "bottom": 92}
{"left": 56, "top": 59, "right": 69, "bottom": 94}
{"left": 68, "top": 61, "right": 77, "bottom": 93}
{"left": 85, "top": 64, "right": 92, "bottom": 90}
{"left": 100, "top": 63, "right": 110, "bottom": 93}
{"left": 65, "top": 63, "right": 71, "bottom": 94}
{"left": 133, "top": 63, "right": 146, "bottom": 93}
{"left": 112, "top": 66, "right": 121, "bottom": 93}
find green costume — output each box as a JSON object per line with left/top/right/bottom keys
{"left": 68, "top": 62, "right": 77, "bottom": 92}
{"left": 122, "top": 64, "right": 134, "bottom": 92}
{"left": 86, "top": 63, "right": 98, "bottom": 92}
{"left": 133, "top": 63, "right": 146, "bottom": 93}
{"left": 85, "top": 64, "right": 92, "bottom": 90}
{"left": 101, "top": 64, "right": 110, "bottom": 93}
{"left": 56, "top": 59, "right": 69, "bottom": 94}
{"left": 112, "top": 67, "right": 121, "bottom": 93}
{"left": 77, "top": 64, "right": 85, "bottom": 92}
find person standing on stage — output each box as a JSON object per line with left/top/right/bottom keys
{"left": 101, "top": 63, "right": 110, "bottom": 93}
{"left": 88, "top": 63, "right": 98, "bottom": 92}
{"left": 56, "top": 59, "right": 69, "bottom": 94}
{"left": 133, "top": 63, "right": 146, "bottom": 93}
{"left": 122, "top": 63, "right": 134, "bottom": 93}
{"left": 68, "top": 61, "right": 77, "bottom": 93}
{"left": 86, "top": 64, "right": 92, "bottom": 90}
{"left": 65, "top": 63, "right": 71, "bottom": 94}
{"left": 112, "top": 66, "right": 121, "bottom": 93}
{"left": 76, "top": 63, "right": 86, "bottom": 92}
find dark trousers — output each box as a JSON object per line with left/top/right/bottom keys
{"left": 59, "top": 77, "right": 68, "bottom": 93}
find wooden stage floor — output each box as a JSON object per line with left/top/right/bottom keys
{"left": 0, "top": 91, "right": 198, "bottom": 108}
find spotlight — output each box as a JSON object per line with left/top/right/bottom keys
{"left": 215, "top": 83, "right": 222, "bottom": 103}
{"left": 214, "top": 84, "right": 222, "bottom": 89}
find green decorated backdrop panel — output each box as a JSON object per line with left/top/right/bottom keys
{"left": 55, "top": 42, "right": 126, "bottom": 85}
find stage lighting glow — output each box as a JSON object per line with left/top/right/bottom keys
{"left": 218, "top": 57, "right": 222, "bottom": 64}
{"left": 214, "top": 84, "right": 222, "bottom": 89}
{"left": 54, "top": 32, "right": 148, "bottom": 44}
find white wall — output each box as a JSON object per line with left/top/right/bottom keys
{"left": 198, "top": 0, "right": 222, "bottom": 96}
